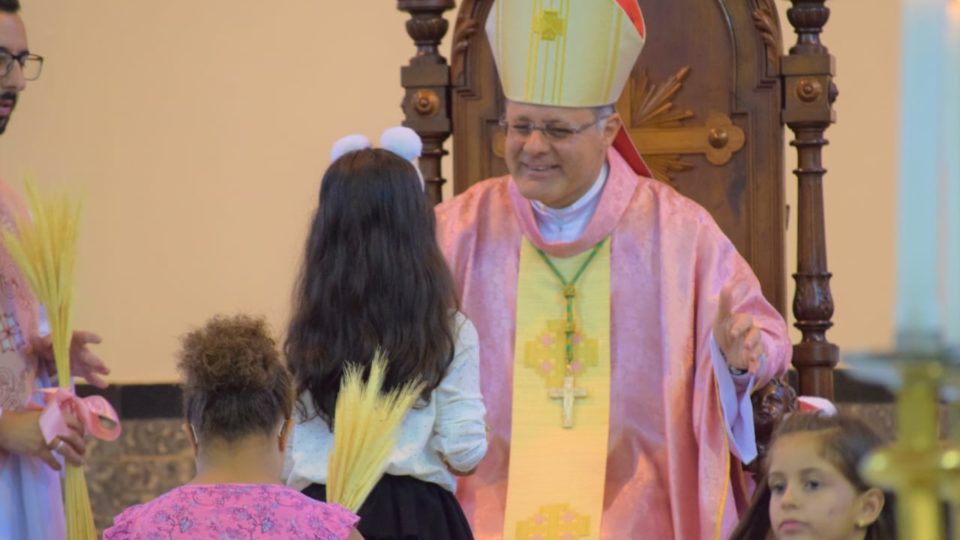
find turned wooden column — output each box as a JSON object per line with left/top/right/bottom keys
{"left": 782, "top": 0, "right": 839, "bottom": 398}
{"left": 397, "top": 0, "right": 456, "bottom": 204}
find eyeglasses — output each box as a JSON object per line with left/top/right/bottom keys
{"left": 499, "top": 116, "right": 608, "bottom": 141}
{"left": 0, "top": 51, "right": 43, "bottom": 81}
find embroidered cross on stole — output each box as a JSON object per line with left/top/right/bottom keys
{"left": 503, "top": 238, "right": 612, "bottom": 540}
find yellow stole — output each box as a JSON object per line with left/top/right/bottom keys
{"left": 503, "top": 238, "right": 612, "bottom": 540}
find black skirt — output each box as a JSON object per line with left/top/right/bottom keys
{"left": 302, "top": 474, "right": 474, "bottom": 540}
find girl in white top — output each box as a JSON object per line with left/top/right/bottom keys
{"left": 283, "top": 129, "right": 487, "bottom": 540}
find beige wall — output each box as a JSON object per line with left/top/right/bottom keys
{"left": 0, "top": 2, "right": 898, "bottom": 383}
{"left": 780, "top": 1, "right": 900, "bottom": 356}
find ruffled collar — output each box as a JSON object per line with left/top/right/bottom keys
{"left": 529, "top": 161, "right": 608, "bottom": 243}
{"left": 509, "top": 148, "right": 638, "bottom": 257}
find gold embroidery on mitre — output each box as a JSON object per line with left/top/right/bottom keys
{"left": 533, "top": 10, "right": 566, "bottom": 41}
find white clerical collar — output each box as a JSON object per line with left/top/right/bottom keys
{"left": 531, "top": 161, "right": 609, "bottom": 243}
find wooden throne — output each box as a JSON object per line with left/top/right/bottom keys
{"left": 396, "top": 0, "right": 840, "bottom": 455}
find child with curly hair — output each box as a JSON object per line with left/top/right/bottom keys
{"left": 104, "top": 315, "right": 362, "bottom": 539}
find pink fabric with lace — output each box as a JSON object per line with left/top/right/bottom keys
{"left": 0, "top": 178, "right": 42, "bottom": 442}
{"left": 104, "top": 484, "right": 359, "bottom": 540}
{"left": 0, "top": 179, "right": 40, "bottom": 352}
{"left": 0, "top": 177, "right": 43, "bottom": 456}
{"left": 0, "top": 178, "right": 66, "bottom": 539}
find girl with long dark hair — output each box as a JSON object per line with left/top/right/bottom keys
{"left": 284, "top": 128, "right": 487, "bottom": 540}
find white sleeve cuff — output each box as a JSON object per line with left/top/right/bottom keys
{"left": 710, "top": 334, "right": 758, "bottom": 464}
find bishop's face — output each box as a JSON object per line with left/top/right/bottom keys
{"left": 502, "top": 101, "right": 621, "bottom": 209}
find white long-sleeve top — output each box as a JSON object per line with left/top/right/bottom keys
{"left": 283, "top": 313, "right": 488, "bottom": 494}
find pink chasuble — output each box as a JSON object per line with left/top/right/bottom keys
{"left": 436, "top": 148, "right": 790, "bottom": 539}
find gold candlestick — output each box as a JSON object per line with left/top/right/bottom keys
{"left": 849, "top": 355, "right": 946, "bottom": 539}
{"left": 940, "top": 367, "right": 960, "bottom": 539}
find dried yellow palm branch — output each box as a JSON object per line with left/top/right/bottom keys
{"left": 326, "top": 352, "right": 423, "bottom": 513}
{"left": 1, "top": 180, "right": 96, "bottom": 539}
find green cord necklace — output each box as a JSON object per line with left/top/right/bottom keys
{"left": 533, "top": 239, "right": 605, "bottom": 428}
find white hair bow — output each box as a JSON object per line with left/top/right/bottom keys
{"left": 330, "top": 127, "right": 425, "bottom": 189}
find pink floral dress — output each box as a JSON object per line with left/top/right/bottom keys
{"left": 104, "top": 484, "right": 359, "bottom": 540}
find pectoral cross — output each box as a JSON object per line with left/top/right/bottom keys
{"left": 548, "top": 375, "right": 588, "bottom": 429}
